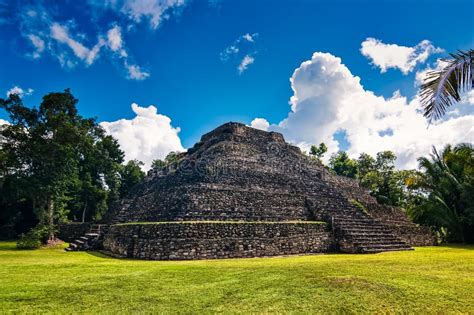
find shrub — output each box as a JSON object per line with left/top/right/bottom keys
{"left": 16, "top": 225, "right": 56, "bottom": 250}
{"left": 16, "top": 232, "right": 42, "bottom": 249}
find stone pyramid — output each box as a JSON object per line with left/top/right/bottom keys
{"left": 101, "top": 122, "right": 435, "bottom": 259}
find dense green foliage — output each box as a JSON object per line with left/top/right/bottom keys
{"left": 0, "top": 91, "right": 134, "bottom": 240}
{"left": 151, "top": 158, "right": 167, "bottom": 169}
{"left": 15, "top": 228, "right": 44, "bottom": 249}
{"left": 314, "top": 143, "right": 474, "bottom": 243}
{"left": 328, "top": 151, "right": 358, "bottom": 178}
{"left": 118, "top": 160, "right": 145, "bottom": 198}
{"left": 0, "top": 241, "right": 472, "bottom": 313}
{"left": 151, "top": 151, "right": 182, "bottom": 170}
{"left": 407, "top": 144, "right": 474, "bottom": 243}
{"left": 356, "top": 151, "right": 415, "bottom": 207}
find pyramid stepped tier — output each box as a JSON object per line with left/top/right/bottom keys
{"left": 103, "top": 222, "right": 333, "bottom": 260}
{"left": 86, "top": 122, "right": 436, "bottom": 259}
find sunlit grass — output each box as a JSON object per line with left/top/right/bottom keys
{"left": 0, "top": 241, "right": 472, "bottom": 313}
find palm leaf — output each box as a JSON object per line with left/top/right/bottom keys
{"left": 453, "top": 143, "right": 474, "bottom": 157}
{"left": 420, "top": 49, "right": 473, "bottom": 121}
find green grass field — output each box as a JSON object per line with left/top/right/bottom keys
{"left": 0, "top": 242, "right": 473, "bottom": 314}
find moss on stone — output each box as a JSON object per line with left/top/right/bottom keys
{"left": 350, "top": 199, "right": 370, "bottom": 215}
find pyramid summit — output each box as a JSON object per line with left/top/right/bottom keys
{"left": 67, "top": 122, "right": 435, "bottom": 259}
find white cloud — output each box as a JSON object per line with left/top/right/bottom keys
{"left": 120, "top": 0, "right": 187, "bottom": 30}
{"left": 360, "top": 38, "right": 443, "bottom": 74}
{"left": 0, "top": 119, "right": 10, "bottom": 126}
{"left": 220, "top": 33, "right": 258, "bottom": 73}
{"left": 125, "top": 63, "right": 150, "bottom": 80}
{"left": 50, "top": 23, "right": 105, "bottom": 66}
{"left": 415, "top": 58, "right": 450, "bottom": 86}
{"left": 242, "top": 33, "right": 256, "bottom": 42}
{"left": 220, "top": 45, "right": 239, "bottom": 62}
{"left": 250, "top": 118, "right": 269, "bottom": 131}
{"left": 107, "top": 25, "right": 128, "bottom": 57}
{"left": 17, "top": 4, "right": 151, "bottom": 80}
{"left": 6, "top": 86, "right": 34, "bottom": 98}
{"left": 238, "top": 55, "right": 255, "bottom": 74}
{"left": 257, "top": 52, "right": 473, "bottom": 169}
{"left": 27, "top": 34, "right": 45, "bottom": 58}
{"left": 105, "top": 26, "right": 149, "bottom": 80}
{"left": 100, "top": 103, "right": 184, "bottom": 169}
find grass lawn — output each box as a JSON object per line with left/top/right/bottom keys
{"left": 0, "top": 242, "right": 473, "bottom": 314}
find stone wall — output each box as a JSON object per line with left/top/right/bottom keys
{"left": 380, "top": 221, "right": 437, "bottom": 246}
{"left": 103, "top": 222, "right": 333, "bottom": 260}
{"left": 58, "top": 222, "right": 91, "bottom": 242}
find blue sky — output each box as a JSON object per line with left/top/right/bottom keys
{"left": 1, "top": 0, "right": 473, "bottom": 169}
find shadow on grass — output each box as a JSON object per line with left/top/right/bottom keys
{"left": 435, "top": 244, "right": 474, "bottom": 250}
{"left": 0, "top": 241, "right": 20, "bottom": 251}
{"left": 85, "top": 250, "right": 119, "bottom": 259}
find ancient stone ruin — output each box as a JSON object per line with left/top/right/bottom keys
{"left": 65, "top": 122, "right": 435, "bottom": 259}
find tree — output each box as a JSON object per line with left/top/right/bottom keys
{"left": 0, "top": 90, "right": 124, "bottom": 240}
{"left": 151, "top": 159, "right": 166, "bottom": 169}
{"left": 420, "top": 49, "right": 473, "bottom": 121}
{"left": 357, "top": 151, "right": 409, "bottom": 207}
{"left": 164, "top": 151, "right": 180, "bottom": 164}
{"left": 151, "top": 151, "right": 183, "bottom": 171}
{"left": 71, "top": 133, "right": 124, "bottom": 222}
{"left": 357, "top": 153, "right": 376, "bottom": 179}
{"left": 407, "top": 144, "right": 474, "bottom": 243}
{"left": 375, "top": 151, "right": 396, "bottom": 174}
{"left": 309, "top": 143, "right": 328, "bottom": 162}
{"left": 329, "top": 151, "right": 358, "bottom": 178}
{"left": 119, "top": 160, "right": 145, "bottom": 198}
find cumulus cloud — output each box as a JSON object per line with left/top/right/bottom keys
{"left": 256, "top": 52, "right": 473, "bottom": 169}
{"left": 361, "top": 38, "right": 443, "bottom": 74}
{"left": 100, "top": 103, "right": 184, "bottom": 169}
{"left": 250, "top": 118, "right": 269, "bottom": 131}
{"left": 6, "top": 86, "right": 34, "bottom": 98}
{"left": 415, "top": 58, "right": 450, "bottom": 86}
{"left": 0, "top": 119, "right": 10, "bottom": 126}
{"left": 220, "top": 33, "right": 258, "bottom": 73}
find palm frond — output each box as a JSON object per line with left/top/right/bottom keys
{"left": 454, "top": 143, "right": 474, "bottom": 157}
{"left": 420, "top": 49, "right": 473, "bottom": 121}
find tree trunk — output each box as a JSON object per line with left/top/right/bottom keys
{"left": 82, "top": 200, "right": 88, "bottom": 223}
{"left": 46, "top": 196, "right": 54, "bottom": 241}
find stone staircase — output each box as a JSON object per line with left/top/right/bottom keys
{"left": 331, "top": 213, "right": 412, "bottom": 253}
{"left": 65, "top": 224, "right": 109, "bottom": 252}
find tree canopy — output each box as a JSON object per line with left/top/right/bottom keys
{"left": 0, "top": 90, "right": 125, "bottom": 240}
{"left": 407, "top": 144, "right": 474, "bottom": 243}
{"left": 310, "top": 142, "right": 474, "bottom": 243}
